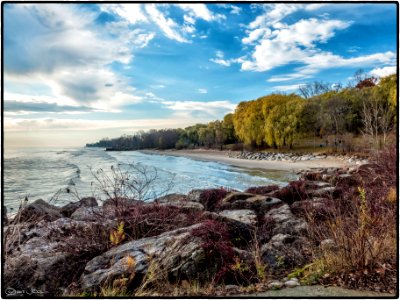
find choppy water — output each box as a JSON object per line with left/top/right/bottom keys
{"left": 3, "top": 147, "right": 297, "bottom": 212}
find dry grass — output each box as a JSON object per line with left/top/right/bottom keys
{"left": 303, "top": 146, "right": 397, "bottom": 291}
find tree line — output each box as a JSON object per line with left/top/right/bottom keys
{"left": 86, "top": 73, "right": 397, "bottom": 151}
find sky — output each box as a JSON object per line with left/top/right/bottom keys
{"left": 3, "top": 3, "right": 398, "bottom": 148}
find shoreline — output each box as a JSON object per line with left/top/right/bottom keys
{"left": 139, "top": 149, "right": 353, "bottom": 172}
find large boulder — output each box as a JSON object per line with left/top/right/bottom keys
{"left": 60, "top": 197, "right": 98, "bottom": 218}
{"left": 81, "top": 224, "right": 207, "bottom": 291}
{"left": 202, "top": 212, "right": 254, "bottom": 248}
{"left": 81, "top": 222, "right": 254, "bottom": 292}
{"left": 264, "top": 204, "right": 308, "bottom": 236}
{"left": 4, "top": 218, "right": 110, "bottom": 296}
{"left": 261, "top": 233, "right": 311, "bottom": 271}
{"left": 221, "top": 192, "right": 255, "bottom": 204}
{"left": 70, "top": 206, "right": 117, "bottom": 222}
{"left": 218, "top": 209, "right": 257, "bottom": 226}
{"left": 13, "top": 199, "right": 62, "bottom": 223}
{"left": 219, "top": 193, "right": 283, "bottom": 214}
{"left": 187, "top": 188, "right": 229, "bottom": 211}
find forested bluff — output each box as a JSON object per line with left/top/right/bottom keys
{"left": 86, "top": 73, "right": 397, "bottom": 152}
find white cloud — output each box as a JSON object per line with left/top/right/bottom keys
{"left": 237, "top": 4, "right": 397, "bottom": 82}
{"left": 100, "top": 4, "right": 148, "bottom": 24}
{"left": 242, "top": 28, "right": 270, "bottom": 45}
{"left": 241, "top": 18, "right": 352, "bottom": 72}
{"left": 230, "top": 5, "right": 242, "bottom": 15}
{"left": 347, "top": 46, "right": 361, "bottom": 53}
{"left": 210, "top": 51, "right": 244, "bottom": 67}
{"left": 178, "top": 4, "right": 214, "bottom": 22}
{"left": 248, "top": 4, "right": 299, "bottom": 29}
{"left": 4, "top": 4, "right": 150, "bottom": 112}
{"left": 145, "top": 4, "right": 189, "bottom": 43}
{"left": 271, "top": 83, "right": 306, "bottom": 92}
{"left": 216, "top": 50, "right": 224, "bottom": 59}
{"left": 184, "top": 15, "right": 196, "bottom": 25}
{"left": 198, "top": 88, "right": 208, "bottom": 94}
{"left": 210, "top": 58, "right": 232, "bottom": 67}
{"left": 304, "top": 4, "right": 327, "bottom": 11}
{"left": 369, "top": 66, "right": 397, "bottom": 78}
{"left": 161, "top": 100, "right": 236, "bottom": 117}
{"left": 267, "top": 52, "right": 396, "bottom": 82}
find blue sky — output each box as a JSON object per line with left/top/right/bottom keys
{"left": 3, "top": 3, "right": 397, "bottom": 147}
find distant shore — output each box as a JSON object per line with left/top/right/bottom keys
{"left": 140, "top": 149, "right": 353, "bottom": 172}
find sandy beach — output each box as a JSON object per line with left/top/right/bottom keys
{"left": 140, "top": 149, "right": 352, "bottom": 172}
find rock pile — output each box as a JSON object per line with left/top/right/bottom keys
{"left": 3, "top": 165, "right": 363, "bottom": 296}
{"left": 230, "top": 151, "right": 368, "bottom": 164}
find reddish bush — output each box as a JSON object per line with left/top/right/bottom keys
{"left": 191, "top": 220, "right": 236, "bottom": 283}
{"left": 244, "top": 185, "right": 280, "bottom": 195}
{"left": 199, "top": 188, "right": 229, "bottom": 211}
{"left": 272, "top": 181, "right": 308, "bottom": 204}
{"left": 301, "top": 172, "right": 323, "bottom": 181}
{"left": 120, "top": 203, "right": 204, "bottom": 240}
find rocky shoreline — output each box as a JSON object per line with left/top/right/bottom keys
{"left": 3, "top": 162, "right": 394, "bottom": 297}
{"left": 230, "top": 151, "right": 368, "bottom": 165}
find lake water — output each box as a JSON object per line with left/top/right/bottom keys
{"left": 3, "top": 147, "right": 297, "bottom": 212}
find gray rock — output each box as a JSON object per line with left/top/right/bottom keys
{"left": 156, "top": 201, "right": 204, "bottom": 211}
{"left": 4, "top": 217, "right": 110, "bottom": 295}
{"left": 222, "top": 192, "right": 255, "bottom": 203}
{"left": 285, "top": 280, "right": 300, "bottom": 288}
{"left": 60, "top": 197, "right": 98, "bottom": 218}
{"left": 13, "top": 199, "right": 62, "bottom": 223}
{"left": 225, "top": 284, "right": 240, "bottom": 293}
{"left": 308, "top": 186, "right": 337, "bottom": 198}
{"left": 154, "top": 193, "right": 187, "bottom": 203}
{"left": 187, "top": 189, "right": 204, "bottom": 203}
{"left": 268, "top": 280, "right": 283, "bottom": 289}
{"left": 81, "top": 224, "right": 207, "bottom": 291}
{"left": 70, "top": 206, "right": 103, "bottom": 222}
{"left": 219, "top": 209, "right": 257, "bottom": 226}
{"left": 261, "top": 230, "right": 311, "bottom": 270}
{"left": 265, "top": 204, "right": 308, "bottom": 236}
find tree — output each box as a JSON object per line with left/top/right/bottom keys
{"left": 298, "top": 81, "right": 331, "bottom": 98}
{"left": 265, "top": 96, "right": 303, "bottom": 149}
{"left": 298, "top": 99, "right": 323, "bottom": 148}
{"left": 361, "top": 90, "right": 395, "bottom": 149}
{"left": 233, "top": 100, "right": 265, "bottom": 147}
{"left": 222, "top": 113, "right": 237, "bottom": 144}
{"left": 320, "top": 93, "right": 349, "bottom": 150}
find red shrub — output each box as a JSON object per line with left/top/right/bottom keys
{"left": 272, "top": 181, "right": 308, "bottom": 204}
{"left": 122, "top": 203, "right": 204, "bottom": 240}
{"left": 191, "top": 220, "right": 235, "bottom": 283}
{"left": 199, "top": 188, "right": 229, "bottom": 211}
